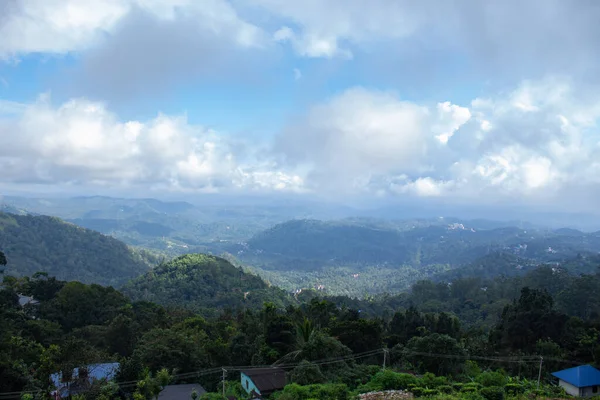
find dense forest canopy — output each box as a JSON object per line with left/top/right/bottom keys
{"left": 0, "top": 212, "right": 158, "bottom": 287}
{"left": 122, "top": 254, "right": 292, "bottom": 317}
{"left": 2, "top": 248, "right": 600, "bottom": 399}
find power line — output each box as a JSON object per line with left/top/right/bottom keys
{"left": 0, "top": 349, "right": 590, "bottom": 399}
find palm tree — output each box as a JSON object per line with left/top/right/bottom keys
{"left": 274, "top": 317, "right": 318, "bottom": 365}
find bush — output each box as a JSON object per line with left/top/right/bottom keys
{"left": 437, "top": 385, "right": 454, "bottom": 394}
{"left": 480, "top": 386, "right": 505, "bottom": 400}
{"left": 419, "top": 372, "right": 448, "bottom": 388}
{"left": 504, "top": 383, "right": 524, "bottom": 395}
{"left": 306, "top": 383, "right": 350, "bottom": 400}
{"left": 421, "top": 388, "right": 439, "bottom": 397}
{"left": 358, "top": 370, "right": 418, "bottom": 392}
{"left": 291, "top": 361, "right": 326, "bottom": 385}
{"left": 273, "top": 383, "right": 350, "bottom": 400}
{"left": 476, "top": 371, "right": 508, "bottom": 388}
{"left": 461, "top": 382, "right": 482, "bottom": 392}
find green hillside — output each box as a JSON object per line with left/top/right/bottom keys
{"left": 237, "top": 219, "right": 600, "bottom": 268}
{"left": 0, "top": 212, "right": 155, "bottom": 286}
{"left": 122, "top": 253, "right": 292, "bottom": 316}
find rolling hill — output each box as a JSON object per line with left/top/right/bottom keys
{"left": 0, "top": 212, "right": 156, "bottom": 286}
{"left": 121, "top": 254, "right": 292, "bottom": 316}
{"left": 2, "top": 195, "right": 351, "bottom": 256}
{"left": 234, "top": 219, "right": 600, "bottom": 269}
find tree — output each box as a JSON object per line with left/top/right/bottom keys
{"left": 490, "top": 287, "right": 568, "bottom": 352}
{"left": 134, "top": 368, "right": 172, "bottom": 400}
{"left": 405, "top": 333, "right": 466, "bottom": 375}
{"left": 134, "top": 328, "right": 208, "bottom": 372}
{"left": 291, "top": 361, "right": 326, "bottom": 385}
{"left": 330, "top": 316, "right": 383, "bottom": 354}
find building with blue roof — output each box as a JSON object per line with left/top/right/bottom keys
{"left": 551, "top": 365, "right": 600, "bottom": 397}
{"left": 50, "top": 362, "right": 120, "bottom": 399}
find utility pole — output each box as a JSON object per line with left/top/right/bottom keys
{"left": 382, "top": 349, "right": 388, "bottom": 371}
{"left": 537, "top": 356, "right": 543, "bottom": 389}
{"left": 222, "top": 368, "right": 227, "bottom": 398}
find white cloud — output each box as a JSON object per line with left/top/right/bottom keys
{"left": 254, "top": 0, "right": 424, "bottom": 58}
{"left": 0, "top": 95, "right": 302, "bottom": 193}
{"left": 2, "top": 76, "right": 600, "bottom": 212}
{"left": 0, "top": 0, "right": 264, "bottom": 59}
{"left": 248, "top": 0, "right": 600, "bottom": 88}
{"left": 0, "top": 0, "right": 129, "bottom": 58}
{"left": 274, "top": 77, "right": 600, "bottom": 210}
{"left": 0, "top": 0, "right": 270, "bottom": 101}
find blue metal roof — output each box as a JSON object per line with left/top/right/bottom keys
{"left": 50, "top": 362, "right": 120, "bottom": 396}
{"left": 551, "top": 365, "right": 600, "bottom": 388}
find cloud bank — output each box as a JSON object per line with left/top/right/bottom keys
{"left": 2, "top": 77, "right": 600, "bottom": 212}
{"left": 2, "top": 1, "right": 600, "bottom": 213}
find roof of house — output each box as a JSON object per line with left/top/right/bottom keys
{"left": 50, "top": 362, "right": 120, "bottom": 394}
{"left": 18, "top": 294, "right": 39, "bottom": 306}
{"left": 158, "top": 384, "right": 206, "bottom": 399}
{"left": 241, "top": 368, "right": 286, "bottom": 393}
{"left": 551, "top": 365, "right": 600, "bottom": 388}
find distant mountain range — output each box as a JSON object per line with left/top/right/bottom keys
{"left": 0, "top": 195, "right": 349, "bottom": 256}
{"left": 226, "top": 218, "right": 600, "bottom": 269}
{"left": 2, "top": 195, "right": 600, "bottom": 297}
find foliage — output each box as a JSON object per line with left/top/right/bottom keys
{"left": 122, "top": 254, "right": 292, "bottom": 317}
{"left": 290, "top": 361, "right": 326, "bottom": 385}
{"left": 0, "top": 212, "right": 152, "bottom": 286}
{"left": 272, "top": 383, "right": 351, "bottom": 400}
{"left": 479, "top": 386, "right": 504, "bottom": 400}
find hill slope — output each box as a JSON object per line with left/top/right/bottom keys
{"left": 0, "top": 212, "right": 154, "bottom": 286}
{"left": 237, "top": 219, "right": 600, "bottom": 269}
{"left": 121, "top": 254, "right": 292, "bottom": 316}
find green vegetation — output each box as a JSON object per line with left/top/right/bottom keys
{"left": 6, "top": 195, "right": 600, "bottom": 297}
{"left": 0, "top": 212, "right": 156, "bottom": 286}
{"left": 2, "top": 245, "right": 600, "bottom": 399}
{"left": 2, "top": 196, "right": 325, "bottom": 257}
{"left": 225, "top": 219, "right": 600, "bottom": 296}
{"left": 122, "top": 254, "right": 293, "bottom": 317}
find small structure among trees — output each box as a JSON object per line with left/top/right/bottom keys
{"left": 241, "top": 368, "right": 286, "bottom": 398}
{"left": 551, "top": 365, "right": 600, "bottom": 397}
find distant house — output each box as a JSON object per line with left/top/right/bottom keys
{"left": 241, "top": 368, "right": 286, "bottom": 398}
{"left": 18, "top": 294, "right": 39, "bottom": 307}
{"left": 552, "top": 365, "right": 600, "bottom": 397}
{"left": 50, "top": 362, "right": 120, "bottom": 399}
{"left": 158, "top": 383, "right": 206, "bottom": 399}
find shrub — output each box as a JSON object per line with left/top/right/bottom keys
{"left": 291, "top": 361, "right": 326, "bottom": 385}
{"left": 419, "top": 372, "right": 448, "bottom": 388}
{"left": 480, "top": 386, "right": 505, "bottom": 400}
{"left": 437, "top": 385, "right": 454, "bottom": 394}
{"left": 476, "top": 371, "right": 508, "bottom": 388}
{"left": 306, "top": 383, "right": 350, "bottom": 400}
{"left": 359, "top": 370, "right": 418, "bottom": 392}
{"left": 421, "top": 388, "right": 439, "bottom": 397}
{"left": 504, "top": 383, "right": 525, "bottom": 395}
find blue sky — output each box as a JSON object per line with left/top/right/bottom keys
{"left": 2, "top": 0, "right": 600, "bottom": 214}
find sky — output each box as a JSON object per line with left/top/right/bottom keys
{"left": 2, "top": 0, "right": 600, "bottom": 214}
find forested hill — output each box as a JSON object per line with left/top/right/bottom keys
{"left": 121, "top": 254, "right": 292, "bottom": 316}
{"left": 236, "top": 219, "right": 600, "bottom": 270}
{"left": 0, "top": 212, "right": 155, "bottom": 286}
